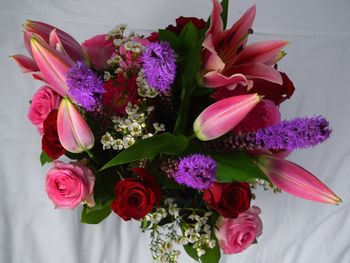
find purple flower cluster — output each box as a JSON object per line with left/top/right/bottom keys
{"left": 142, "top": 41, "right": 176, "bottom": 94}
{"left": 255, "top": 116, "right": 331, "bottom": 151}
{"left": 66, "top": 61, "right": 104, "bottom": 111}
{"left": 175, "top": 154, "right": 216, "bottom": 190}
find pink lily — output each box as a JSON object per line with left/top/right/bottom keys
{"left": 257, "top": 155, "right": 341, "bottom": 205}
{"left": 202, "top": 0, "right": 288, "bottom": 90}
{"left": 193, "top": 93, "right": 262, "bottom": 141}
{"left": 30, "top": 35, "right": 74, "bottom": 96}
{"left": 24, "top": 20, "right": 85, "bottom": 62}
{"left": 57, "top": 97, "right": 94, "bottom": 153}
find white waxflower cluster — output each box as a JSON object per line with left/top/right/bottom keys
{"left": 144, "top": 199, "right": 217, "bottom": 263}
{"left": 107, "top": 23, "right": 127, "bottom": 38}
{"left": 137, "top": 70, "right": 159, "bottom": 98}
{"left": 252, "top": 179, "right": 281, "bottom": 193}
{"left": 101, "top": 102, "right": 165, "bottom": 151}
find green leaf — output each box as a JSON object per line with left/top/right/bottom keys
{"left": 40, "top": 151, "right": 52, "bottom": 166}
{"left": 81, "top": 201, "right": 112, "bottom": 224}
{"left": 184, "top": 234, "right": 221, "bottom": 263}
{"left": 158, "top": 29, "right": 180, "bottom": 50}
{"left": 220, "top": 0, "right": 229, "bottom": 29}
{"left": 212, "top": 151, "right": 268, "bottom": 182}
{"left": 179, "top": 22, "right": 198, "bottom": 50}
{"left": 101, "top": 133, "right": 188, "bottom": 170}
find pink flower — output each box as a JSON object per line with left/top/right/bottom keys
{"left": 45, "top": 161, "right": 95, "bottom": 209}
{"left": 215, "top": 206, "right": 263, "bottom": 254}
{"left": 81, "top": 34, "right": 115, "bottom": 71}
{"left": 27, "top": 86, "right": 61, "bottom": 134}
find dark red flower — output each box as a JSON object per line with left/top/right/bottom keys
{"left": 146, "top": 32, "right": 159, "bottom": 42}
{"left": 111, "top": 168, "right": 162, "bottom": 221}
{"left": 166, "top": 16, "right": 207, "bottom": 35}
{"left": 41, "top": 110, "right": 65, "bottom": 160}
{"left": 211, "top": 72, "right": 295, "bottom": 106}
{"left": 102, "top": 73, "right": 138, "bottom": 115}
{"left": 203, "top": 182, "right": 252, "bottom": 218}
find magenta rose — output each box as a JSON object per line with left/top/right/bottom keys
{"left": 46, "top": 161, "right": 95, "bottom": 209}
{"left": 215, "top": 206, "right": 263, "bottom": 254}
{"left": 82, "top": 34, "right": 115, "bottom": 71}
{"left": 27, "top": 86, "right": 61, "bottom": 134}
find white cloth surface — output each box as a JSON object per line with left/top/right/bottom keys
{"left": 1, "top": 0, "right": 350, "bottom": 262}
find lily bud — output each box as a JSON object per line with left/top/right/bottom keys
{"left": 24, "top": 20, "right": 85, "bottom": 62}
{"left": 57, "top": 97, "right": 94, "bottom": 153}
{"left": 193, "top": 94, "right": 262, "bottom": 141}
{"left": 257, "top": 155, "right": 341, "bottom": 205}
{"left": 30, "top": 35, "right": 74, "bottom": 96}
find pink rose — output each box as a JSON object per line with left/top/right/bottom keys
{"left": 27, "top": 86, "right": 61, "bottom": 135}
{"left": 45, "top": 161, "right": 95, "bottom": 209}
{"left": 82, "top": 34, "right": 115, "bottom": 71}
{"left": 215, "top": 206, "right": 263, "bottom": 254}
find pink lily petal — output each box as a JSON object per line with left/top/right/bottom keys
{"left": 25, "top": 20, "right": 85, "bottom": 62}
{"left": 202, "top": 34, "right": 225, "bottom": 72}
{"left": 203, "top": 71, "right": 252, "bottom": 90}
{"left": 226, "top": 63, "right": 283, "bottom": 84}
{"left": 23, "top": 31, "right": 33, "bottom": 56}
{"left": 11, "top": 54, "right": 39, "bottom": 73}
{"left": 57, "top": 98, "right": 94, "bottom": 153}
{"left": 265, "top": 50, "right": 287, "bottom": 66}
{"left": 49, "top": 29, "right": 69, "bottom": 56}
{"left": 257, "top": 155, "right": 341, "bottom": 205}
{"left": 234, "top": 40, "right": 289, "bottom": 65}
{"left": 30, "top": 34, "right": 74, "bottom": 96}
{"left": 32, "top": 72, "right": 48, "bottom": 83}
{"left": 194, "top": 93, "right": 262, "bottom": 141}
{"left": 207, "top": 0, "right": 224, "bottom": 36}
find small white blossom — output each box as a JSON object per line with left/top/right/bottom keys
{"left": 142, "top": 133, "right": 153, "bottom": 139}
{"left": 128, "top": 122, "right": 143, "bottom": 136}
{"left": 112, "top": 139, "right": 124, "bottom": 150}
{"left": 101, "top": 132, "right": 114, "bottom": 150}
{"left": 208, "top": 239, "right": 216, "bottom": 249}
{"left": 103, "top": 71, "right": 111, "bottom": 81}
{"left": 122, "top": 135, "right": 135, "bottom": 148}
{"left": 153, "top": 122, "right": 165, "bottom": 132}
{"left": 196, "top": 248, "right": 206, "bottom": 257}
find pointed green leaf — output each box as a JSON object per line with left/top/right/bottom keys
{"left": 81, "top": 201, "right": 112, "bottom": 224}
{"left": 101, "top": 133, "right": 188, "bottom": 170}
{"left": 158, "top": 29, "right": 180, "bottom": 50}
{"left": 212, "top": 151, "right": 268, "bottom": 182}
{"left": 220, "top": 0, "right": 229, "bottom": 29}
{"left": 179, "top": 22, "right": 198, "bottom": 50}
{"left": 40, "top": 151, "right": 52, "bottom": 165}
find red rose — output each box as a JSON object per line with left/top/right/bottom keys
{"left": 42, "top": 110, "right": 65, "bottom": 160}
{"left": 166, "top": 16, "right": 207, "bottom": 35}
{"left": 203, "top": 182, "right": 252, "bottom": 218}
{"left": 111, "top": 168, "right": 162, "bottom": 221}
{"left": 102, "top": 74, "right": 138, "bottom": 115}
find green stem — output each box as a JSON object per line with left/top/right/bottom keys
{"left": 85, "top": 149, "right": 94, "bottom": 159}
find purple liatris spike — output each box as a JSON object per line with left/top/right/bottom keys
{"left": 204, "top": 116, "right": 331, "bottom": 152}
{"left": 66, "top": 61, "right": 104, "bottom": 111}
{"left": 174, "top": 154, "right": 216, "bottom": 190}
{"left": 255, "top": 116, "right": 331, "bottom": 150}
{"left": 142, "top": 41, "right": 176, "bottom": 94}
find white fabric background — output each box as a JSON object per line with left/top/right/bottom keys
{"left": 1, "top": 0, "right": 350, "bottom": 262}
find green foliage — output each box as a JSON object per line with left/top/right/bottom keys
{"left": 158, "top": 29, "right": 180, "bottom": 50}
{"left": 179, "top": 22, "right": 198, "bottom": 51}
{"left": 81, "top": 201, "right": 112, "bottom": 224}
{"left": 101, "top": 133, "right": 188, "bottom": 170}
{"left": 184, "top": 234, "right": 221, "bottom": 263}
{"left": 212, "top": 151, "right": 268, "bottom": 182}
{"left": 40, "top": 151, "right": 52, "bottom": 166}
{"left": 220, "top": 0, "right": 229, "bottom": 29}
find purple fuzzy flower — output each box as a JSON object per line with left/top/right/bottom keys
{"left": 66, "top": 61, "right": 104, "bottom": 111}
{"left": 142, "top": 41, "right": 176, "bottom": 94}
{"left": 175, "top": 154, "right": 216, "bottom": 190}
{"left": 255, "top": 116, "right": 331, "bottom": 151}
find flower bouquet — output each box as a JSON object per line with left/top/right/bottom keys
{"left": 11, "top": 0, "right": 341, "bottom": 262}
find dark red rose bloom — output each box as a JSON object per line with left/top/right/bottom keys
{"left": 166, "top": 16, "right": 207, "bottom": 35}
{"left": 146, "top": 32, "right": 159, "bottom": 42}
{"left": 211, "top": 72, "right": 295, "bottom": 106}
{"left": 111, "top": 168, "right": 162, "bottom": 221}
{"left": 41, "top": 110, "right": 65, "bottom": 160}
{"left": 102, "top": 73, "right": 138, "bottom": 115}
{"left": 203, "top": 182, "right": 252, "bottom": 218}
